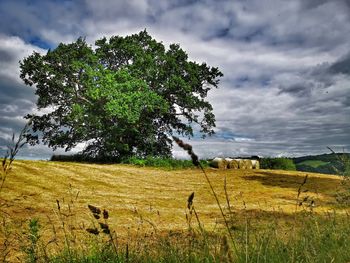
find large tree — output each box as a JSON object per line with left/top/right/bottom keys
{"left": 20, "top": 30, "right": 223, "bottom": 159}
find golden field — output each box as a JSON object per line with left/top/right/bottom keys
{"left": 1, "top": 160, "right": 347, "bottom": 234}
{"left": 0, "top": 160, "right": 349, "bottom": 262}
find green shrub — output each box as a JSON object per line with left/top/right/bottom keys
{"left": 122, "top": 156, "right": 208, "bottom": 169}
{"left": 22, "top": 219, "right": 41, "bottom": 263}
{"left": 50, "top": 154, "right": 209, "bottom": 169}
{"left": 50, "top": 154, "right": 121, "bottom": 163}
{"left": 261, "top": 157, "right": 296, "bottom": 171}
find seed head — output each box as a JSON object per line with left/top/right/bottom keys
{"left": 99, "top": 222, "right": 109, "bottom": 230}
{"left": 86, "top": 228, "right": 99, "bottom": 235}
{"left": 56, "top": 200, "right": 61, "bottom": 211}
{"left": 93, "top": 214, "right": 101, "bottom": 219}
{"left": 172, "top": 136, "right": 200, "bottom": 167}
{"left": 187, "top": 192, "right": 195, "bottom": 209}
{"left": 191, "top": 154, "right": 200, "bottom": 166}
{"left": 103, "top": 209, "right": 109, "bottom": 219}
{"left": 88, "top": 204, "right": 101, "bottom": 215}
{"left": 99, "top": 222, "right": 110, "bottom": 234}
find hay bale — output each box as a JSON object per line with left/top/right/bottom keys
{"left": 225, "top": 158, "right": 233, "bottom": 169}
{"left": 238, "top": 159, "right": 252, "bottom": 169}
{"left": 238, "top": 159, "right": 246, "bottom": 169}
{"left": 251, "top": 160, "right": 260, "bottom": 169}
{"left": 228, "top": 159, "right": 240, "bottom": 169}
{"left": 210, "top": 157, "right": 227, "bottom": 169}
{"left": 245, "top": 159, "right": 253, "bottom": 169}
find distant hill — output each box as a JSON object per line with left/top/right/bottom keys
{"left": 292, "top": 153, "right": 349, "bottom": 175}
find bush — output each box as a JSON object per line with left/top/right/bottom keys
{"left": 122, "top": 156, "right": 209, "bottom": 169}
{"left": 50, "top": 154, "right": 209, "bottom": 169}
{"left": 50, "top": 154, "right": 121, "bottom": 163}
{"left": 260, "top": 157, "right": 296, "bottom": 171}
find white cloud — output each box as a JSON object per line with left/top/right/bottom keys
{"left": 0, "top": 34, "right": 45, "bottom": 81}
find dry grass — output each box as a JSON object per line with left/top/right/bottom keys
{"left": 1, "top": 161, "right": 346, "bottom": 232}
{"left": 0, "top": 160, "right": 349, "bottom": 261}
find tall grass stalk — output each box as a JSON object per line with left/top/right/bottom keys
{"left": 0, "top": 123, "right": 30, "bottom": 262}
{"left": 55, "top": 200, "right": 72, "bottom": 261}
{"left": 1, "top": 123, "right": 29, "bottom": 193}
{"left": 172, "top": 136, "right": 238, "bottom": 255}
{"left": 328, "top": 147, "right": 350, "bottom": 206}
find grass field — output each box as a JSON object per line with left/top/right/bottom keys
{"left": 1, "top": 160, "right": 349, "bottom": 262}
{"left": 297, "top": 160, "right": 329, "bottom": 168}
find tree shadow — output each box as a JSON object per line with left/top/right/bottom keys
{"left": 243, "top": 171, "right": 342, "bottom": 196}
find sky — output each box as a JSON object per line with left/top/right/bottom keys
{"left": 0, "top": 0, "right": 349, "bottom": 160}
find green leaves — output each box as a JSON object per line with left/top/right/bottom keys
{"left": 82, "top": 67, "right": 169, "bottom": 124}
{"left": 20, "top": 30, "right": 222, "bottom": 158}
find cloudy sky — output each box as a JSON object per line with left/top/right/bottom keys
{"left": 0, "top": 0, "right": 349, "bottom": 159}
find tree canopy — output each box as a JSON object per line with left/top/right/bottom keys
{"left": 20, "top": 30, "right": 223, "bottom": 159}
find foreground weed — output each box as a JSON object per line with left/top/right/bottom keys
{"left": 0, "top": 217, "right": 15, "bottom": 263}
{"left": 51, "top": 184, "right": 81, "bottom": 262}
{"left": 327, "top": 146, "right": 350, "bottom": 177}
{"left": 328, "top": 147, "right": 350, "bottom": 206}
{"left": 185, "top": 192, "right": 211, "bottom": 259}
{"left": 1, "top": 123, "right": 29, "bottom": 193}
{"left": 21, "top": 218, "right": 41, "bottom": 263}
{"left": 86, "top": 205, "right": 118, "bottom": 256}
{"left": 0, "top": 123, "right": 30, "bottom": 262}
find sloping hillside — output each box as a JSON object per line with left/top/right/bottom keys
{"left": 293, "top": 153, "right": 350, "bottom": 174}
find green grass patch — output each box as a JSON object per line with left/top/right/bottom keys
{"left": 260, "top": 157, "right": 296, "bottom": 171}
{"left": 298, "top": 160, "right": 329, "bottom": 168}
{"left": 50, "top": 154, "right": 209, "bottom": 170}
{"left": 121, "top": 156, "right": 209, "bottom": 169}
{"left": 20, "top": 213, "right": 350, "bottom": 263}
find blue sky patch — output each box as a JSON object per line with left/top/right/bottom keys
{"left": 28, "top": 36, "right": 52, "bottom": 50}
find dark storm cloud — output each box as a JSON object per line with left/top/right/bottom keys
{"left": 0, "top": 35, "right": 43, "bottom": 156}
{"left": 301, "top": 0, "right": 350, "bottom": 10}
{"left": 217, "top": 0, "right": 350, "bottom": 54}
{"left": 0, "top": 49, "right": 14, "bottom": 63}
{"left": 0, "top": 75, "right": 36, "bottom": 104}
{"left": 329, "top": 54, "right": 350, "bottom": 75}
{"left": 278, "top": 84, "right": 312, "bottom": 97}
{"left": 0, "top": 38, "right": 38, "bottom": 106}
{"left": 0, "top": 0, "right": 86, "bottom": 44}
